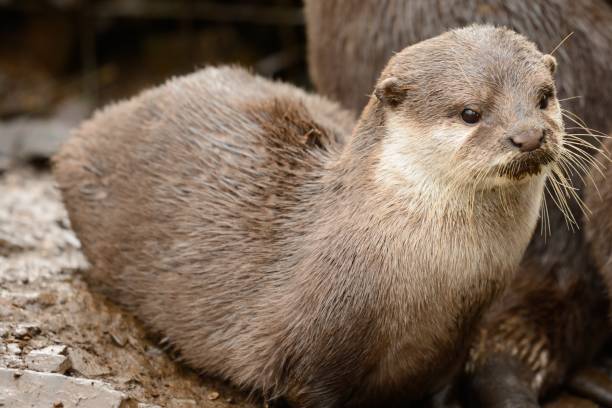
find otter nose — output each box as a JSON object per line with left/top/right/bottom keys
{"left": 509, "top": 129, "right": 545, "bottom": 152}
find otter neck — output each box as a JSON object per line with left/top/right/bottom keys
{"left": 309, "top": 97, "right": 545, "bottom": 285}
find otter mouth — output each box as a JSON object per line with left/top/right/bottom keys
{"left": 496, "top": 149, "right": 557, "bottom": 180}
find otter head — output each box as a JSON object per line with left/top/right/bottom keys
{"left": 373, "top": 25, "right": 563, "bottom": 190}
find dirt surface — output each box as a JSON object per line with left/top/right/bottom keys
{"left": 0, "top": 167, "right": 602, "bottom": 407}
{"left": 0, "top": 168, "right": 257, "bottom": 408}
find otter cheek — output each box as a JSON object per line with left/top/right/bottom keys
{"left": 430, "top": 124, "right": 475, "bottom": 159}
{"left": 461, "top": 125, "right": 505, "bottom": 167}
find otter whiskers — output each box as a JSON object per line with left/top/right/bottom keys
{"left": 532, "top": 103, "right": 611, "bottom": 232}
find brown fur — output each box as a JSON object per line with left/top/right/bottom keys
{"left": 54, "top": 27, "right": 562, "bottom": 407}
{"left": 585, "top": 137, "right": 612, "bottom": 316}
{"left": 304, "top": 1, "right": 612, "bottom": 404}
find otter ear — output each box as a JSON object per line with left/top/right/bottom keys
{"left": 375, "top": 77, "right": 405, "bottom": 107}
{"left": 542, "top": 54, "right": 557, "bottom": 75}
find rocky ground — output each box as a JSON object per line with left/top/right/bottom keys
{"left": 0, "top": 167, "right": 603, "bottom": 408}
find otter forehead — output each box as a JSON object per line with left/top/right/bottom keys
{"left": 392, "top": 25, "right": 548, "bottom": 80}
{"left": 380, "top": 25, "right": 555, "bottom": 120}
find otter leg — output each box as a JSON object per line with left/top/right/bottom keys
{"left": 462, "top": 353, "right": 539, "bottom": 407}
{"left": 568, "top": 366, "right": 612, "bottom": 407}
{"left": 464, "top": 262, "right": 610, "bottom": 406}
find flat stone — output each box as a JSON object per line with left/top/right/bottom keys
{"left": 108, "top": 330, "right": 127, "bottom": 347}
{"left": 14, "top": 322, "right": 41, "bottom": 339}
{"left": 68, "top": 348, "right": 111, "bottom": 377}
{"left": 37, "top": 345, "right": 68, "bottom": 355}
{"left": 0, "top": 368, "right": 128, "bottom": 408}
{"left": 25, "top": 346, "right": 71, "bottom": 373}
{"left": 0, "top": 353, "right": 23, "bottom": 368}
{"left": 6, "top": 343, "right": 21, "bottom": 355}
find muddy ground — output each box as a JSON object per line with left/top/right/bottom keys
{"left": 0, "top": 167, "right": 601, "bottom": 407}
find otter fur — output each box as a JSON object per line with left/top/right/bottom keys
{"left": 586, "top": 136, "right": 612, "bottom": 316}
{"left": 304, "top": 1, "right": 612, "bottom": 404}
{"left": 54, "top": 26, "right": 563, "bottom": 407}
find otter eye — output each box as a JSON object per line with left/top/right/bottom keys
{"left": 461, "top": 108, "right": 480, "bottom": 124}
{"left": 539, "top": 94, "right": 549, "bottom": 109}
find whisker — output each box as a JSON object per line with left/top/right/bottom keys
{"left": 561, "top": 110, "right": 603, "bottom": 140}
{"left": 550, "top": 32, "right": 574, "bottom": 55}
{"left": 558, "top": 96, "right": 582, "bottom": 102}
{"left": 564, "top": 134, "right": 608, "bottom": 149}
{"left": 561, "top": 149, "right": 605, "bottom": 179}
{"left": 544, "top": 178, "right": 574, "bottom": 230}
{"left": 540, "top": 182, "right": 551, "bottom": 239}
{"left": 561, "top": 112, "right": 591, "bottom": 132}
{"left": 555, "top": 158, "right": 593, "bottom": 212}
{"left": 563, "top": 140, "right": 610, "bottom": 163}
{"left": 563, "top": 137, "right": 608, "bottom": 156}
{"left": 548, "top": 165, "right": 583, "bottom": 228}
{"left": 560, "top": 149, "right": 602, "bottom": 178}
{"left": 561, "top": 108, "right": 587, "bottom": 124}
{"left": 564, "top": 127, "right": 609, "bottom": 137}
{"left": 553, "top": 164, "right": 590, "bottom": 217}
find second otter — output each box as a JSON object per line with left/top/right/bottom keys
{"left": 55, "top": 26, "right": 564, "bottom": 407}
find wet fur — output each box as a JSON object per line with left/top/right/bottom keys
{"left": 55, "top": 27, "right": 559, "bottom": 407}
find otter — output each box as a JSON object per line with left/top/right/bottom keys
{"left": 54, "top": 26, "right": 563, "bottom": 407}
{"left": 304, "top": 1, "right": 612, "bottom": 405}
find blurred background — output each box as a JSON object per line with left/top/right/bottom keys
{"left": 0, "top": 0, "right": 306, "bottom": 170}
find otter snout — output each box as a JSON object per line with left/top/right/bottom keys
{"left": 497, "top": 126, "right": 556, "bottom": 180}
{"left": 508, "top": 128, "right": 545, "bottom": 152}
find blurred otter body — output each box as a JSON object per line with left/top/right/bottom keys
{"left": 586, "top": 136, "right": 612, "bottom": 315}
{"left": 55, "top": 27, "right": 562, "bottom": 407}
